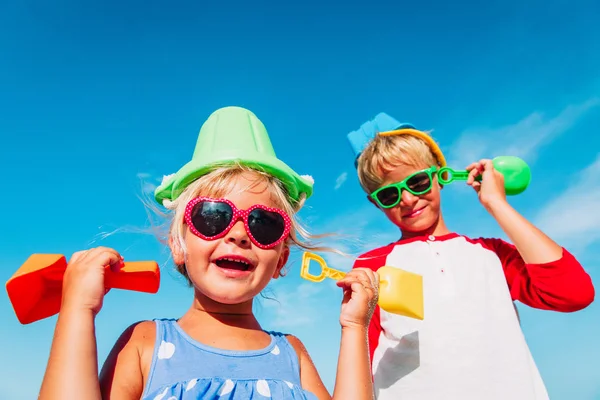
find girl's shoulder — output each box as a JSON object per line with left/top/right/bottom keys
{"left": 99, "top": 319, "right": 159, "bottom": 397}
{"left": 283, "top": 334, "right": 307, "bottom": 364}
{"left": 126, "top": 320, "right": 157, "bottom": 344}
{"left": 106, "top": 319, "right": 157, "bottom": 354}
{"left": 282, "top": 334, "right": 330, "bottom": 399}
{"left": 119, "top": 319, "right": 158, "bottom": 374}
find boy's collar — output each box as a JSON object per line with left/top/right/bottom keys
{"left": 397, "top": 232, "right": 460, "bottom": 244}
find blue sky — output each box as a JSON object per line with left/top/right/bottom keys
{"left": 1, "top": 0, "right": 599, "bottom": 398}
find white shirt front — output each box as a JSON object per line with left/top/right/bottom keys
{"left": 354, "top": 233, "right": 565, "bottom": 400}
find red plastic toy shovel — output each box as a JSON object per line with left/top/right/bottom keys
{"left": 6, "top": 254, "right": 160, "bottom": 324}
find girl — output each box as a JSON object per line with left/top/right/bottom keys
{"left": 38, "top": 107, "right": 379, "bottom": 400}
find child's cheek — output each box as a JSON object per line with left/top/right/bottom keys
{"left": 384, "top": 207, "right": 404, "bottom": 226}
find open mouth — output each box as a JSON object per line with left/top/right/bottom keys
{"left": 214, "top": 256, "right": 254, "bottom": 271}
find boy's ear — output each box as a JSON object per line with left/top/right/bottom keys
{"left": 435, "top": 174, "right": 444, "bottom": 190}
{"left": 169, "top": 236, "right": 185, "bottom": 265}
{"left": 273, "top": 245, "right": 290, "bottom": 279}
{"left": 367, "top": 195, "right": 379, "bottom": 208}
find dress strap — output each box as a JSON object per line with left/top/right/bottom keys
{"left": 142, "top": 318, "right": 170, "bottom": 397}
{"left": 270, "top": 332, "right": 302, "bottom": 386}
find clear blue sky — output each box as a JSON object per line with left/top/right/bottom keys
{"left": 1, "top": 1, "right": 599, "bottom": 399}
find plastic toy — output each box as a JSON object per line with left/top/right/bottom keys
{"left": 6, "top": 254, "right": 160, "bottom": 325}
{"left": 438, "top": 156, "right": 531, "bottom": 195}
{"left": 300, "top": 252, "right": 424, "bottom": 320}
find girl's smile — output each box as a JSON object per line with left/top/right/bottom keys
{"left": 212, "top": 253, "right": 257, "bottom": 278}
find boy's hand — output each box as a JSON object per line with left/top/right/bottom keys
{"left": 466, "top": 159, "right": 507, "bottom": 210}
{"left": 336, "top": 268, "right": 379, "bottom": 330}
{"left": 62, "top": 247, "right": 123, "bottom": 315}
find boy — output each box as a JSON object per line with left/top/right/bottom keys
{"left": 347, "top": 113, "right": 595, "bottom": 400}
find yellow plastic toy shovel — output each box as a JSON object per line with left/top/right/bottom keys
{"left": 300, "top": 252, "right": 424, "bottom": 320}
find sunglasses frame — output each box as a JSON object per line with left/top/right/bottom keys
{"left": 184, "top": 197, "right": 292, "bottom": 249}
{"left": 370, "top": 166, "right": 438, "bottom": 209}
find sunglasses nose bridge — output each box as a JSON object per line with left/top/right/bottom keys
{"left": 230, "top": 210, "right": 246, "bottom": 225}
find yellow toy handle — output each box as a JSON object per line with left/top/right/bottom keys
{"left": 300, "top": 252, "right": 347, "bottom": 282}
{"left": 300, "top": 251, "right": 425, "bottom": 320}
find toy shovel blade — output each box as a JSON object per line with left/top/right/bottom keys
{"left": 377, "top": 266, "right": 424, "bottom": 320}
{"left": 5, "top": 254, "right": 160, "bottom": 325}
{"left": 6, "top": 254, "right": 67, "bottom": 325}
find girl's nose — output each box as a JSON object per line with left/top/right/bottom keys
{"left": 224, "top": 220, "right": 251, "bottom": 247}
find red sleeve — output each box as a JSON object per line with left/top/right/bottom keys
{"left": 352, "top": 243, "right": 396, "bottom": 365}
{"left": 479, "top": 238, "right": 595, "bottom": 312}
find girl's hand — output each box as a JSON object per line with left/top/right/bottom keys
{"left": 336, "top": 268, "right": 379, "bottom": 330}
{"left": 62, "top": 247, "right": 123, "bottom": 315}
{"left": 466, "top": 158, "right": 507, "bottom": 210}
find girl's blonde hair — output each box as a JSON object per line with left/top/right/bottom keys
{"left": 357, "top": 134, "right": 439, "bottom": 194}
{"left": 151, "top": 162, "right": 332, "bottom": 282}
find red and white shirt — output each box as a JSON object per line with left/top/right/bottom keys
{"left": 353, "top": 233, "right": 594, "bottom": 400}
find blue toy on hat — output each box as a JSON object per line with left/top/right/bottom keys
{"left": 346, "top": 112, "right": 446, "bottom": 168}
{"left": 347, "top": 113, "right": 416, "bottom": 166}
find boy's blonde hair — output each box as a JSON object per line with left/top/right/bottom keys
{"left": 156, "top": 162, "right": 330, "bottom": 282}
{"left": 357, "top": 134, "right": 441, "bottom": 194}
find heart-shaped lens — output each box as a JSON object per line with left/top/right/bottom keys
{"left": 190, "top": 201, "right": 234, "bottom": 237}
{"left": 248, "top": 208, "right": 286, "bottom": 246}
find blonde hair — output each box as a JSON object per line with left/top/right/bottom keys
{"left": 153, "top": 162, "right": 333, "bottom": 283}
{"left": 357, "top": 134, "right": 440, "bottom": 194}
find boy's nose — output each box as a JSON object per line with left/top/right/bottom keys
{"left": 400, "top": 189, "right": 419, "bottom": 207}
{"left": 224, "top": 220, "right": 251, "bottom": 247}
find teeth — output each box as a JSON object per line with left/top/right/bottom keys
{"left": 220, "top": 257, "right": 250, "bottom": 265}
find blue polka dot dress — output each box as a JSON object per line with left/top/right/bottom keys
{"left": 142, "top": 319, "right": 320, "bottom": 400}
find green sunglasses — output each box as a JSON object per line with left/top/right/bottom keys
{"left": 370, "top": 166, "right": 438, "bottom": 209}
